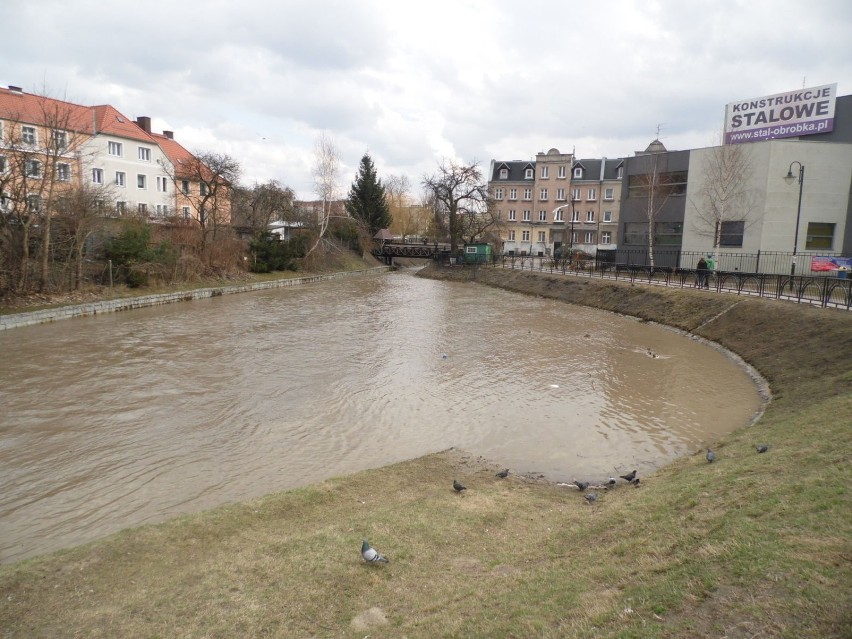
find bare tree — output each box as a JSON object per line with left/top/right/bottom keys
{"left": 459, "top": 202, "right": 503, "bottom": 246}
{"left": 163, "top": 151, "right": 239, "bottom": 258}
{"left": 55, "top": 182, "right": 112, "bottom": 290}
{"left": 422, "top": 160, "right": 488, "bottom": 253}
{"left": 231, "top": 180, "right": 296, "bottom": 234}
{"left": 0, "top": 91, "right": 91, "bottom": 292}
{"left": 689, "top": 142, "right": 756, "bottom": 256}
{"left": 309, "top": 132, "right": 340, "bottom": 256}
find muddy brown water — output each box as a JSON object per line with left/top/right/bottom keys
{"left": 0, "top": 270, "right": 763, "bottom": 563}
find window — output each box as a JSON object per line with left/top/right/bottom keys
{"left": 509, "top": 188, "right": 517, "bottom": 200}
{"left": 26, "top": 159, "right": 41, "bottom": 178}
{"left": 0, "top": 156, "right": 6, "bottom": 173}
{"left": 558, "top": 166, "right": 566, "bottom": 178}
{"left": 108, "top": 141, "right": 123, "bottom": 156}
{"left": 508, "top": 230, "right": 516, "bottom": 241}
{"left": 554, "top": 209, "right": 564, "bottom": 222}
{"left": 556, "top": 188, "right": 565, "bottom": 201}
{"left": 623, "top": 222, "right": 646, "bottom": 245}
{"left": 523, "top": 188, "right": 532, "bottom": 201}
{"left": 22, "top": 125, "right": 37, "bottom": 145}
{"left": 654, "top": 221, "right": 683, "bottom": 245}
{"left": 539, "top": 210, "right": 547, "bottom": 222}
{"left": 182, "top": 206, "right": 191, "bottom": 219}
{"left": 499, "top": 168, "right": 508, "bottom": 179}
{"left": 52, "top": 130, "right": 67, "bottom": 150}
{"left": 523, "top": 210, "right": 531, "bottom": 221}
{"left": 603, "top": 210, "right": 613, "bottom": 223}
{"left": 56, "top": 163, "right": 70, "bottom": 181}
{"left": 138, "top": 147, "right": 151, "bottom": 161}
{"left": 541, "top": 166, "right": 548, "bottom": 178}
{"left": 587, "top": 188, "right": 597, "bottom": 201}
{"left": 116, "top": 201, "right": 126, "bottom": 214}
{"left": 601, "top": 231, "right": 612, "bottom": 244}
{"left": 539, "top": 188, "right": 548, "bottom": 200}
{"left": 574, "top": 167, "right": 583, "bottom": 178}
{"left": 805, "top": 222, "right": 835, "bottom": 250}
{"left": 617, "top": 166, "right": 624, "bottom": 179}
{"left": 524, "top": 168, "right": 534, "bottom": 179}
{"left": 717, "top": 220, "right": 745, "bottom": 247}
{"left": 571, "top": 209, "right": 580, "bottom": 222}
{"left": 92, "top": 168, "right": 103, "bottom": 184}
{"left": 115, "top": 171, "right": 126, "bottom": 187}
{"left": 494, "top": 188, "right": 503, "bottom": 200}
{"left": 137, "top": 174, "right": 147, "bottom": 189}
{"left": 200, "top": 182, "right": 208, "bottom": 196}
{"left": 156, "top": 204, "right": 169, "bottom": 216}
{"left": 572, "top": 188, "right": 581, "bottom": 201}
{"left": 586, "top": 210, "right": 595, "bottom": 222}
{"left": 1, "top": 191, "right": 11, "bottom": 211}
{"left": 157, "top": 176, "right": 168, "bottom": 192}
{"left": 604, "top": 188, "right": 614, "bottom": 200}
{"left": 181, "top": 180, "right": 190, "bottom": 194}
{"left": 508, "top": 210, "right": 516, "bottom": 221}
{"left": 522, "top": 230, "right": 530, "bottom": 241}
{"left": 27, "top": 194, "right": 42, "bottom": 211}
{"left": 538, "top": 231, "right": 546, "bottom": 242}
{"left": 138, "top": 203, "right": 147, "bottom": 214}
{"left": 627, "top": 171, "right": 688, "bottom": 198}
{"left": 584, "top": 231, "right": 595, "bottom": 243}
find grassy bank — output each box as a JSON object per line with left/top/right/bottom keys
{"left": 1, "top": 264, "right": 850, "bottom": 638}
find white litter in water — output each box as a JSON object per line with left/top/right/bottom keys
{"left": 549, "top": 384, "right": 560, "bottom": 388}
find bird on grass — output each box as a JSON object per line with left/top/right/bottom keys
{"left": 584, "top": 492, "right": 598, "bottom": 504}
{"left": 495, "top": 469, "right": 510, "bottom": 479}
{"left": 573, "top": 480, "right": 590, "bottom": 491}
{"left": 606, "top": 477, "right": 617, "bottom": 488}
{"left": 630, "top": 477, "right": 641, "bottom": 487}
{"left": 620, "top": 470, "right": 637, "bottom": 482}
{"left": 756, "top": 444, "right": 769, "bottom": 453}
{"left": 361, "top": 539, "right": 389, "bottom": 564}
{"left": 706, "top": 448, "right": 716, "bottom": 463}
{"left": 453, "top": 479, "right": 467, "bottom": 493}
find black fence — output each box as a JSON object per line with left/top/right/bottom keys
{"left": 488, "top": 253, "right": 852, "bottom": 310}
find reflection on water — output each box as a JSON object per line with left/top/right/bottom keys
{"left": 0, "top": 270, "right": 762, "bottom": 563}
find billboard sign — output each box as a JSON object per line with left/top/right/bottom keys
{"left": 724, "top": 83, "right": 837, "bottom": 144}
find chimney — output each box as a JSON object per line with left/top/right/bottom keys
{"left": 8, "top": 85, "right": 23, "bottom": 95}
{"left": 163, "top": 130, "right": 174, "bottom": 139}
{"left": 135, "top": 116, "right": 152, "bottom": 133}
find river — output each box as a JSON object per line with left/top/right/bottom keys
{"left": 0, "top": 269, "right": 762, "bottom": 563}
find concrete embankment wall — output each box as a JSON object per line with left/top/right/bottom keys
{"left": 1, "top": 267, "right": 392, "bottom": 331}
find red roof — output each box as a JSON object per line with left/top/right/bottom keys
{"left": 0, "top": 86, "right": 156, "bottom": 143}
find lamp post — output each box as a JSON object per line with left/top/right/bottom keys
{"left": 783, "top": 161, "right": 805, "bottom": 286}
{"left": 552, "top": 202, "right": 575, "bottom": 261}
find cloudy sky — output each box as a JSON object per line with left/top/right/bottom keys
{"left": 3, "top": 0, "right": 851, "bottom": 199}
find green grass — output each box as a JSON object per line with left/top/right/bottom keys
{"left": 0, "top": 266, "right": 850, "bottom": 638}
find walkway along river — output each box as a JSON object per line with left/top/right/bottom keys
{"left": 0, "top": 269, "right": 763, "bottom": 564}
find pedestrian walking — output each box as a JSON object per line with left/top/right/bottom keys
{"left": 705, "top": 255, "right": 716, "bottom": 289}
{"left": 696, "top": 257, "right": 708, "bottom": 288}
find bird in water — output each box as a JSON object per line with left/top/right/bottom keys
{"left": 620, "top": 470, "right": 637, "bottom": 482}
{"left": 706, "top": 448, "right": 716, "bottom": 463}
{"left": 453, "top": 479, "right": 467, "bottom": 493}
{"left": 573, "top": 480, "right": 590, "bottom": 491}
{"left": 495, "top": 469, "right": 510, "bottom": 479}
{"left": 756, "top": 444, "right": 769, "bottom": 453}
{"left": 584, "top": 492, "right": 598, "bottom": 504}
{"left": 361, "top": 539, "right": 389, "bottom": 564}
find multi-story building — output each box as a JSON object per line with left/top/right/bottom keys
{"left": 0, "top": 85, "right": 227, "bottom": 225}
{"left": 488, "top": 149, "right": 624, "bottom": 257}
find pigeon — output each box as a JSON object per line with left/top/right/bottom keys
{"left": 620, "top": 470, "right": 637, "bottom": 482}
{"left": 495, "top": 469, "right": 510, "bottom": 479}
{"left": 630, "top": 477, "right": 641, "bottom": 486}
{"left": 706, "top": 448, "right": 716, "bottom": 463}
{"left": 606, "top": 477, "right": 617, "bottom": 487}
{"left": 453, "top": 479, "right": 467, "bottom": 493}
{"left": 756, "top": 444, "right": 769, "bottom": 453}
{"left": 573, "top": 480, "right": 590, "bottom": 491}
{"left": 584, "top": 492, "right": 598, "bottom": 504}
{"left": 361, "top": 539, "right": 389, "bottom": 564}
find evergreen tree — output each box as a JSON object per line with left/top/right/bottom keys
{"left": 346, "top": 154, "right": 392, "bottom": 235}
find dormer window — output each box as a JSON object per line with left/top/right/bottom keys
{"left": 525, "top": 168, "right": 534, "bottom": 179}
{"left": 499, "top": 168, "right": 508, "bottom": 179}
{"left": 574, "top": 167, "right": 583, "bottom": 178}
{"left": 617, "top": 166, "right": 624, "bottom": 179}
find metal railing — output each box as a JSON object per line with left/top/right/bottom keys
{"left": 487, "top": 253, "right": 852, "bottom": 310}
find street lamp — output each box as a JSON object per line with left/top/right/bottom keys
{"left": 552, "top": 202, "right": 575, "bottom": 260}
{"left": 783, "top": 161, "right": 805, "bottom": 285}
